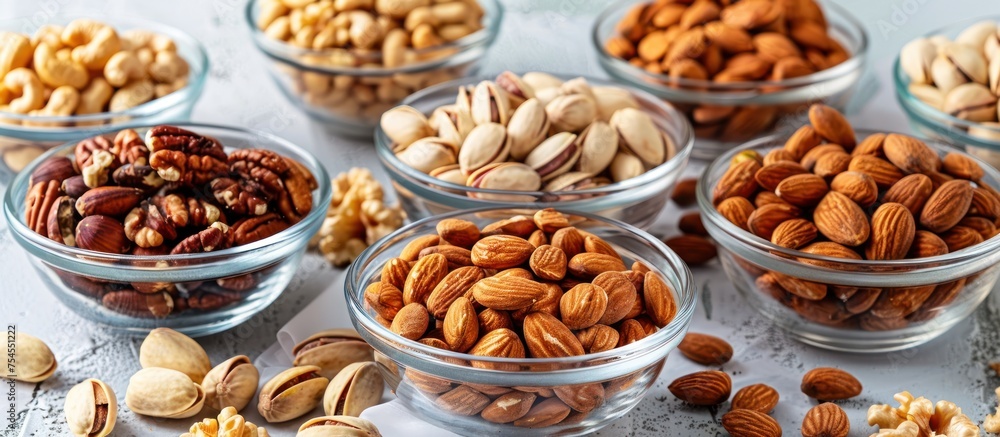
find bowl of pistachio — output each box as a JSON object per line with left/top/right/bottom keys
{"left": 375, "top": 71, "right": 694, "bottom": 229}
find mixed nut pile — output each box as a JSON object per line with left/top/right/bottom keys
{"left": 361, "top": 209, "right": 679, "bottom": 427}
{"left": 23, "top": 125, "right": 317, "bottom": 318}
{"left": 711, "top": 103, "right": 1000, "bottom": 330}
{"left": 604, "top": 0, "right": 850, "bottom": 141}
{"left": 256, "top": 0, "right": 485, "bottom": 122}
{"left": 0, "top": 19, "right": 190, "bottom": 124}
{"left": 383, "top": 71, "right": 678, "bottom": 197}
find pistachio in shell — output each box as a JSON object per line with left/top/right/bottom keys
{"left": 506, "top": 98, "right": 551, "bottom": 160}
{"left": 395, "top": 137, "right": 458, "bottom": 174}
{"left": 258, "top": 365, "right": 330, "bottom": 423}
{"left": 139, "top": 327, "right": 212, "bottom": 383}
{"left": 524, "top": 132, "right": 581, "bottom": 181}
{"left": 495, "top": 71, "right": 535, "bottom": 108}
{"left": 430, "top": 105, "right": 474, "bottom": 146}
{"left": 201, "top": 355, "right": 260, "bottom": 412}
{"left": 380, "top": 106, "right": 433, "bottom": 148}
{"left": 610, "top": 107, "right": 666, "bottom": 167}
{"left": 575, "top": 121, "right": 619, "bottom": 175}
{"left": 545, "top": 94, "right": 597, "bottom": 133}
{"left": 471, "top": 80, "right": 511, "bottom": 126}
{"left": 65, "top": 378, "right": 116, "bottom": 437}
{"left": 943, "top": 82, "right": 998, "bottom": 122}
{"left": 467, "top": 162, "right": 542, "bottom": 201}
{"left": 292, "top": 329, "right": 374, "bottom": 380}
{"left": 322, "top": 361, "right": 384, "bottom": 417}
{"left": 592, "top": 85, "right": 640, "bottom": 122}
{"left": 125, "top": 367, "right": 206, "bottom": 419}
{"left": 296, "top": 415, "right": 383, "bottom": 437}
{"left": 429, "top": 164, "right": 467, "bottom": 187}
{"left": 11, "top": 333, "right": 57, "bottom": 382}
{"left": 521, "top": 72, "right": 564, "bottom": 92}
{"left": 610, "top": 152, "right": 645, "bottom": 183}
{"left": 899, "top": 38, "right": 937, "bottom": 84}
{"left": 458, "top": 123, "right": 511, "bottom": 176}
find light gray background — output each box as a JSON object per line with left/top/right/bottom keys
{"left": 2, "top": 0, "right": 999, "bottom": 436}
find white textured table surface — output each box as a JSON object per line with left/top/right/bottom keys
{"left": 2, "top": 0, "right": 999, "bottom": 436}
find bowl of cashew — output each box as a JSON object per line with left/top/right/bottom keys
{"left": 0, "top": 16, "right": 208, "bottom": 177}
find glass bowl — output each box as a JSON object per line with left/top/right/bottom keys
{"left": 593, "top": 0, "right": 869, "bottom": 159}
{"left": 375, "top": 74, "right": 694, "bottom": 229}
{"left": 244, "top": 0, "right": 502, "bottom": 137}
{"left": 698, "top": 129, "right": 1000, "bottom": 352}
{"left": 894, "top": 16, "right": 1000, "bottom": 169}
{"left": 3, "top": 124, "right": 332, "bottom": 337}
{"left": 0, "top": 15, "right": 208, "bottom": 177}
{"left": 346, "top": 208, "right": 696, "bottom": 436}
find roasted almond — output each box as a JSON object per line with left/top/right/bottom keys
{"left": 800, "top": 367, "right": 862, "bottom": 401}
{"left": 812, "top": 151, "right": 852, "bottom": 179}
{"left": 909, "top": 230, "right": 950, "bottom": 258}
{"left": 523, "top": 312, "right": 585, "bottom": 358}
{"left": 533, "top": 208, "right": 570, "bottom": 233}
{"left": 800, "top": 144, "right": 846, "bottom": 171}
{"left": 391, "top": 303, "right": 430, "bottom": 340}
{"left": 677, "top": 332, "right": 733, "bottom": 365}
{"left": 730, "top": 383, "right": 779, "bottom": 414}
{"left": 471, "top": 235, "right": 536, "bottom": 269}
{"left": 801, "top": 402, "right": 850, "bottom": 437}
{"left": 770, "top": 218, "right": 817, "bottom": 249}
{"left": 717, "top": 196, "right": 756, "bottom": 231}
{"left": 481, "top": 391, "right": 536, "bottom": 424}
{"left": 775, "top": 173, "right": 828, "bottom": 207}
{"left": 403, "top": 253, "right": 449, "bottom": 305}
{"left": 813, "top": 191, "right": 869, "bottom": 247}
{"left": 380, "top": 257, "right": 412, "bottom": 290}
{"left": 418, "top": 245, "right": 474, "bottom": 269}
{"left": 722, "top": 409, "right": 782, "bottom": 437}
{"left": 559, "top": 283, "right": 608, "bottom": 330}
{"left": 529, "top": 244, "right": 567, "bottom": 281}
{"left": 550, "top": 226, "right": 585, "bottom": 259}
{"left": 882, "top": 173, "right": 933, "bottom": 215}
{"left": 959, "top": 216, "right": 996, "bottom": 239}
{"left": 847, "top": 155, "right": 904, "bottom": 188}
{"left": 829, "top": 171, "right": 877, "bottom": 207}
{"left": 477, "top": 308, "right": 513, "bottom": 336}
{"left": 755, "top": 161, "right": 808, "bottom": 191}
{"left": 919, "top": 179, "right": 974, "bottom": 232}
{"left": 713, "top": 158, "right": 762, "bottom": 204}
{"left": 364, "top": 281, "right": 404, "bottom": 321}
{"left": 528, "top": 229, "right": 547, "bottom": 248}
{"left": 468, "top": 328, "right": 525, "bottom": 370}
{"left": 617, "top": 318, "right": 647, "bottom": 347}
{"left": 942, "top": 225, "right": 984, "bottom": 252}
{"left": 553, "top": 383, "right": 605, "bottom": 413}
{"left": 942, "top": 151, "right": 983, "bottom": 180}
{"left": 866, "top": 203, "right": 915, "bottom": 260}
{"left": 664, "top": 235, "right": 717, "bottom": 266}
{"left": 808, "top": 104, "right": 856, "bottom": 149}
{"left": 783, "top": 125, "right": 823, "bottom": 160}
{"left": 772, "top": 271, "right": 827, "bottom": 300}
{"left": 678, "top": 211, "right": 709, "bottom": 236}
{"left": 883, "top": 133, "right": 940, "bottom": 174}
{"left": 470, "top": 276, "right": 546, "bottom": 311}
{"left": 567, "top": 252, "right": 627, "bottom": 279}
{"left": 437, "top": 218, "right": 481, "bottom": 248}
{"left": 747, "top": 202, "right": 800, "bottom": 240}
{"left": 668, "top": 370, "right": 731, "bottom": 406}
{"left": 592, "top": 271, "right": 638, "bottom": 325}
{"left": 852, "top": 132, "right": 885, "bottom": 156}
{"left": 443, "top": 297, "right": 479, "bottom": 352}
{"left": 436, "top": 385, "right": 490, "bottom": 416}
{"left": 969, "top": 187, "right": 1000, "bottom": 220}
{"left": 583, "top": 235, "right": 620, "bottom": 257}
{"left": 400, "top": 235, "right": 440, "bottom": 261}
{"left": 764, "top": 148, "right": 796, "bottom": 166}
{"left": 480, "top": 215, "right": 537, "bottom": 237}
{"left": 512, "top": 398, "right": 571, "bottom": 428}
{"left": 426, "top": 266, "right": 486, "bottom": 319}
{"left": 575, "top": 324, "right": 620, "bottom": 354}
{"left": 798, "top": 241, "right": 861, "bottom": 268}
{"left": 643, "top": 271, "right": 676, "bottom": 328}
{"left": 671, "top": 178, "right": 698, "bottom": 206}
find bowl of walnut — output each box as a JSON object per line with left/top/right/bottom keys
{"left": 3, "top": 124, "right": 331, "bottom": 337}
{"left": 0, "top": 16, "right": 207, "bottom": 176}
{"left": 245, "top": 0, "right": 502, "bottom": 137}
{"left": 345, "top": 208, "right": 696, "bottom": 436}
{"left": 698, "top": 104, "right": 1000, "bottom": 353}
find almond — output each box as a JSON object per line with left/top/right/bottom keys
{"left": 617, "top": 318, "right": 647, "bottom": 347}
{"left": 664, "top": 235, "right": 717, "bottom": 266}
{"left": 908, "top": 230, "right": 950, "bottom": 258}
{"left": 730, "top": 383, "right": 779, "bottom": 413}
{"left": 747, "top": 202, "right": 800, "bottom": 240}
{"left": 800, "top": 367, "right": 862, "bottom": 401}
{"left": 443, "top": 297, "right": 479, "bottom": 352}
{"left": 567, "top": 252, "right": 627, "bottom": 279}
{"left": 755, "top": 161, "right": 808, "bottom": 191}
{"left": 808, "top": 104, "right": 856, "bottom": 149}
{"left": 770, "top": 218, "right": 817, "bottom": 249}
{"left": 529, "top": 244, "right": 567, "bottom": 281}
{"left": 775, "top": 173, "right": 828, "bottom": 207}
{"left": 959, "top": 216, "right": 996, "bottom": 239}
{"left": 550, "top": 227, "right": 585, "bottom": 259}
{"left": 470, "top": 276, "right": 546, "bottom": 311}
{"left": 829, "top": 171, "right": 877, "bottom": 207}
{"left": 426, "top": 266, "right": 486, "bottom": 319}
{"left": 802, "top": 402, "right": 850, "bottom": 437}
{"left": 436, "top": 385, "right": 490, "bottom": 416}
{"left": 882, "top": 133, "right": 940, "bottom": 174}
{"left": 753, "top": 191, "right": 789, "bottom": 208}
{"left": 391, "top": 302, "right": 430, "bottom": 340}
{"left": 844, "top": 288, "right": 881, "bottom": 314}
{"left": 364, "top": 281, "right": 404, "bottom": 321}
{"left": 942, "top": 225, "right": 984, "bottom": 252}
{"left": 468, "top": 328, "right": 525, "bottom": 370}
{"left": 575, "top": 324, "right": 620, "bottom": 354}
{"left": 559, "top": 283, "right": 608, "bottom": 330}
{"left": 722, "top": 409, "right": 782, "bottom": 437}
{"left": 477, "top": 308, "right": 513, "bottom": 336}
{"left": 436, "top": 218, "right": 481, "bottom": 248}
{"left": 400, "top": 234, "right": 440, "bottom": 262}
{"left": 668, "top": 370, "right": 732, "bottom": 405}
{"left": 528, "top": 229, "right": 547, "bottom": 247}
{"left": 643, "top": 271, "right": 677, "bottom": 327}
{"left": 533, "top": 208, "right": 570, "bottom": 233}
{"left": 942, "top": 151, "right": 983, "bottom": 180}
{"left": 471, "top": 235, "right": 536, "bottom": 269}
{"left": 789, "top": 294, "right": 852, "bottom": 326}
{"left": 847, "top": 155, "right": 904, "bottom": 188}
{"left": 554, "top": 383, "right": 605, "bottom": 413}
{"left": 513, "top": 283, "right": 563, "bottom": 320}
{"left": 882, "top": 173, "right": 933, "bottom": 215}
{"left": 713, "top": 158, "right": 762, "bottom": 204}
{"left": 772, "top": 271, "right": 827, "bottom": 300}
{"left": 583, "top": 235, "right": 620, "bottom": 257}
{"left": 919, "top": 179, "right": 974, "bottom": 232}
{"left": 764, "top": 148, "right": 796, "bottom": 165}
{"left": 801, "top": 144, "right": 847, "bottom": 171}
{"left": 513, "top": 398, "right": 571, "bottom": 428}
{"left": 523, "top": 312, "right": 585, "bottom": 358}
{"left": 866, "top": 203, "right": 915, "bottom": 260}
{"left": 403, "top": 253, "right": 449, "bottom": 305}
{"left": 798, "top": 241, "right": 861, "bottom": 268}
{"left": 418, "top": 245, "right": 474, "bottom": 269}
{"left": 678, "top": 211, "right": 708, "bottom": 236}
{"left": 380, "top": 257, "right": 412, "bottom": 290}
{"left": 480, "top": 215, "right": 537, "bottom": 237}
{"left": 671, "top": 178, "right": 698, "bottom": 206}
{"left": 783, "top": 125, "right": 823, "bottom": 160}
{"left": 852, "top": 132, "right": 885, "bottom": 156}
{"left": 969, "top": 187, "right": 1000, "bottom": 219}
{"left": 813, "top": 191, "right": 869, "bottom": 246}
{"left": 717, "top": 196, "right": 756, "bottom": 231}
{"left": 592, "top": 271, "right": 637, "bottom": 325}
{"left": 908, "top": 278, "right": 966, "bottom": 322}
{"left": 481, "top": 391, "right": 536, "bottom": 424}
{"left": 677, "top": 332, "right": 733, "bottom": 365}
{"left": 813, "top": 151, "right": 852, "bottom": 179}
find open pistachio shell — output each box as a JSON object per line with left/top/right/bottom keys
{"left": 430, "top": 105, "right": 474, "bottom": 145}
{"left": 12, "top": 333, "right": 56, "bottom": 382}
{"left": 323, "top": 361, "right": 384, "bottom": 417}
{"left": 558, "top": 78, "right": 597, "bottom": 102}
{"left": 955, "top": 20, "right": 998, "bottom": 49}
{"left": 202, "top": 355, "right": 260, "bottom": 412}
{"left": 380, "top": 106, "right": 433, "bottom": 148}
{"left": 900, "top": 38, "right": 938, "bottom": 84}
{"left": 506, "top": 98, "right": 550, "bottom": 160}
{"left": 292, "top": 329, "right": 374, "bottom": 381}
{"left": 126, "top": 367, "right": 206, "bottom": 419}
{"left": 989, "top": 56, "right": 999, "bottom": 95}
{"left": 944, "top": 82, "right": 998, "bottom": 122}
{"left": 455, "top": 85, "right": 473, "bottom": 117}
{"left": 296, "top": 415, "right": 383, "bottom": 437}
{"left": 610, "top": 152, "right": 645, "bottom": 183}
{"left": 429, "top": 164, "right": 467, "bottom": 186}
{"left": 544, "top": 172, "right": 599, "bottom": 192}
{"left": 592, "top": 86, "right": 640, "bottom": 122}
{"left": 521, "top": 72, "right": 564, "bottom": 92}
{"left": 942, "top": 42, "right": 988, "bottom": 84}
{"left": 139, "top": 328, "right": 212, "bottom": 383}
{"left": 495, "top": 71, "right": 535, "bottom": 108}
{"left": 931, "top": 55, "right": 969, "bottom": 94}
{"left": 65, "top": 378, "right": 116, "bottom": 437}
{"left": 575, "top": 121, "right": 618, "bottom": 175}
{"left": 458, "top": 123, "right": 510, "bottom": 176}
{"left": 471, "top": 81, "right": 511, "bottom": 126}
{"left": 467, "top": 162, "right": 541, "bottom": 201}
{"left": 395, "top": 137, "right": 457, "bottom": 174}
{"left": 525, "top": 132, "right": 581, "bottom": 181}
{"left": 258, "top": 365, "right": 330, "bottom": 423}
{"left": 909, "top": 83, "right": 945, "bottom": 109}
{"left": 545, "top": 94, "right": 597, "bottom": 133}
{"left": 610, "top": 107, "right": 666, "bottom": 167}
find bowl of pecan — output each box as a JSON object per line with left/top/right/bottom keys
{"left": 592, "top": 0, "right": 868, "bottom": 159}
{"left": 3, "top": 124, "right": 331, "bottom": 337}
{"left": 698, "top": 103, "right": 1000, "bottom": 352}
{"left": 345, "top": 208, "right": 696, "bottom": 436}
{"left": 245, "top": 0, "right": 502, "bottom": 137}
{"left": 0, "top": 16, "right": 207, "bottom": 176}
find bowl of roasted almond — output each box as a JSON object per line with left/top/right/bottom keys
{"left": 4, "top": 124, "right": 331, "bottom": 336}
{"left": 345, "top": 208, "right": 695, "bottom": 436}
{"left": 698, "top": 104, "right": 1000, "bottom": 352}
{"left": 593, "top": 0, "right": 868, "bottom": 158}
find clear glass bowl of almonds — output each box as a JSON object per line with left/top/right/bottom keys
{"left": 3, "top": 124, "right": 332, "bottom": 337}
{"left": 592, "top": 0, "right": 868, "bottom": 159}
{"left": 0, "top": 16, "right": 208, "bottom": 177}
{"left": 375, "top": 72, "right": 694, "bottom": 229}
{"left": 894, "top": 17, "right": 1000, "bottom": 169}
{"left": 698, "top": 116, "right": 1000, "bottom": 352}
{"left": 346, "top": 208, "right": 696, "bottom": 436}
{"left": 245, "top": 0, "right": 502, "bottom": 137}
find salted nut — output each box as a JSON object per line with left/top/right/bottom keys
{"left": 525, "top": 132, "right": 581, "bottom": 181}
{"left": 322, "top": 361, "right": 384, "bottom": 417}
{"left": 139, "top": 327, "right": 212, "bottom": 383}
{"left": 181, "top": 406, "right": 269, "bottom": 437}
{"left": 11, "top": 333, "right": 57, "bottom": 382}
{"left": 64, "top": 378, "right": 116, "bottom": 437}
{"left": 201, "top": 355, "right": 260, "bottom": 412}
{"left": 296, "top": 415, "right": 383, "bottom": 437}
{"left": 258, "top": 365, "right": 330, "bottom": 423}
{"left": 125, "top": 367, "right": 206, "bottom": 419}
{"left": 496, "top": 70, "right": 535, "bottom": 108}
{"left": 545, "top": 93, "right": 597, "bottom": 133}
{"left": 292, "top": 329, "right": 374, "bottom": 380}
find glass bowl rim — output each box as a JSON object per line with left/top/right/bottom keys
{"left": 3, "top": 122, "right": 333, "bottom": 266}
{"left": 374, "top": 72, "right": 695, "bottom": 198}
{"left": 243, "top": 0, "right": 504, "bottom": 75}
{"left": 590, "top": 0, "right": 870, "bottom": 91}
{"left": 0, "top": 13, "right": 209, "bottom": 126}
{"left": 697, "top": 127, "right": 1000, "bottom": 268}
{"left": 346, "top": 206, "right": 697, "bottom": 369}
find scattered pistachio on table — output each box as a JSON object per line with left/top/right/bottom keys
{"left": 292, "top": 329, "right": 375, "bottom": 380}
{"left": 323, "top": 361, "right": 384, "bottom": 417}
{"left": 139, "top": 327, "right": 213, "bottom": 383}
{"left": 382, "top": 71, "right": 678, "bottom": 194}
{"left": 201, "top": 355, "right": 261, "bottom": 412}
{"left": 125, "top": 367, "right": 206, "bottom": 419}
{"left": 296, "top": 415, "right": 383, "bottom": 437}
{"left": 257, "top": 365, "right": 330, "bottom": 423}
{"left": 9, "top": 332, "right": 57, "bottom": 382}
{"left": 64, "top": 378, "right": 116, "bottom": 437}
{"left": 181, "top": 406, "right": 269, "bottom": 437}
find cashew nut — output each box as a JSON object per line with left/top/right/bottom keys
{"left": 61, "top": 19, "right": 121, "bottom": 70}
{"left": 0, "top": 31, "right": 32, "bottom": 78}
{"left": 75, "top": 78, "right": 113, "bottom": 127}
{"left": 135, "top": 48, "right": 155, "bottom": 70}
{"left": 33, "top": 42, "right": 89, "bottom": 89}
{"left": 109, "top": 79, "right": 153, "bottom": 112}
{"left": 154, "top": 77, "right": 188, "bottom": 98}
{"left": 30, "top": 25, "right": 64, "bottom": 51}
{"left": 2, "top": 68, "right": 45, "bottom": 113}
{"left": 25, "top": 86, "right": 80, "bottom": 127}
{"left": 104, "top": 51, "right": 144, "bottom": 87}
{"left": 258, "top": 0, "right": 290, "bottom": 29}
{"left": 119, "top": 29, "right": 175, "bottom": 53}
{"left": 148, "top": 51, "right": 189, "bottom": 83}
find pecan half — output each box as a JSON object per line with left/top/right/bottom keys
{"left": 230, "top": 213, "right": 289, "bottom": 246}
{"left": 113, "top": 164, "right": 165, "bottom": 190}
{"left": 170, "top": 222, "right": 232, "bottom": 254}
{"left": 75, "top": 136, "right": 122, "bottom": 188}
{"left": 124, "top": 202, "right": 177, "bottom": 248}
{"left": 152, "top": 193, "right": 225, "bottom": 229}
{"left": 278, "top": 156, "right": 315, "bottom": 224}
{"left": 217, "top": 274, "right": 257, "bottom": 292}
{"left": 229, "top": 149, "right": 289, "bottom": 199}
{"left": 146, "top": 126, "right": 228, "bottom": 185}
{"left": 210, "top": 177, "right": 268, "bottom": 216}
{"left": 114, "top": 129, "right": 149, "bottom": 166}
{"left": 25, "top": 180, "right": 62, "bottom": 236}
